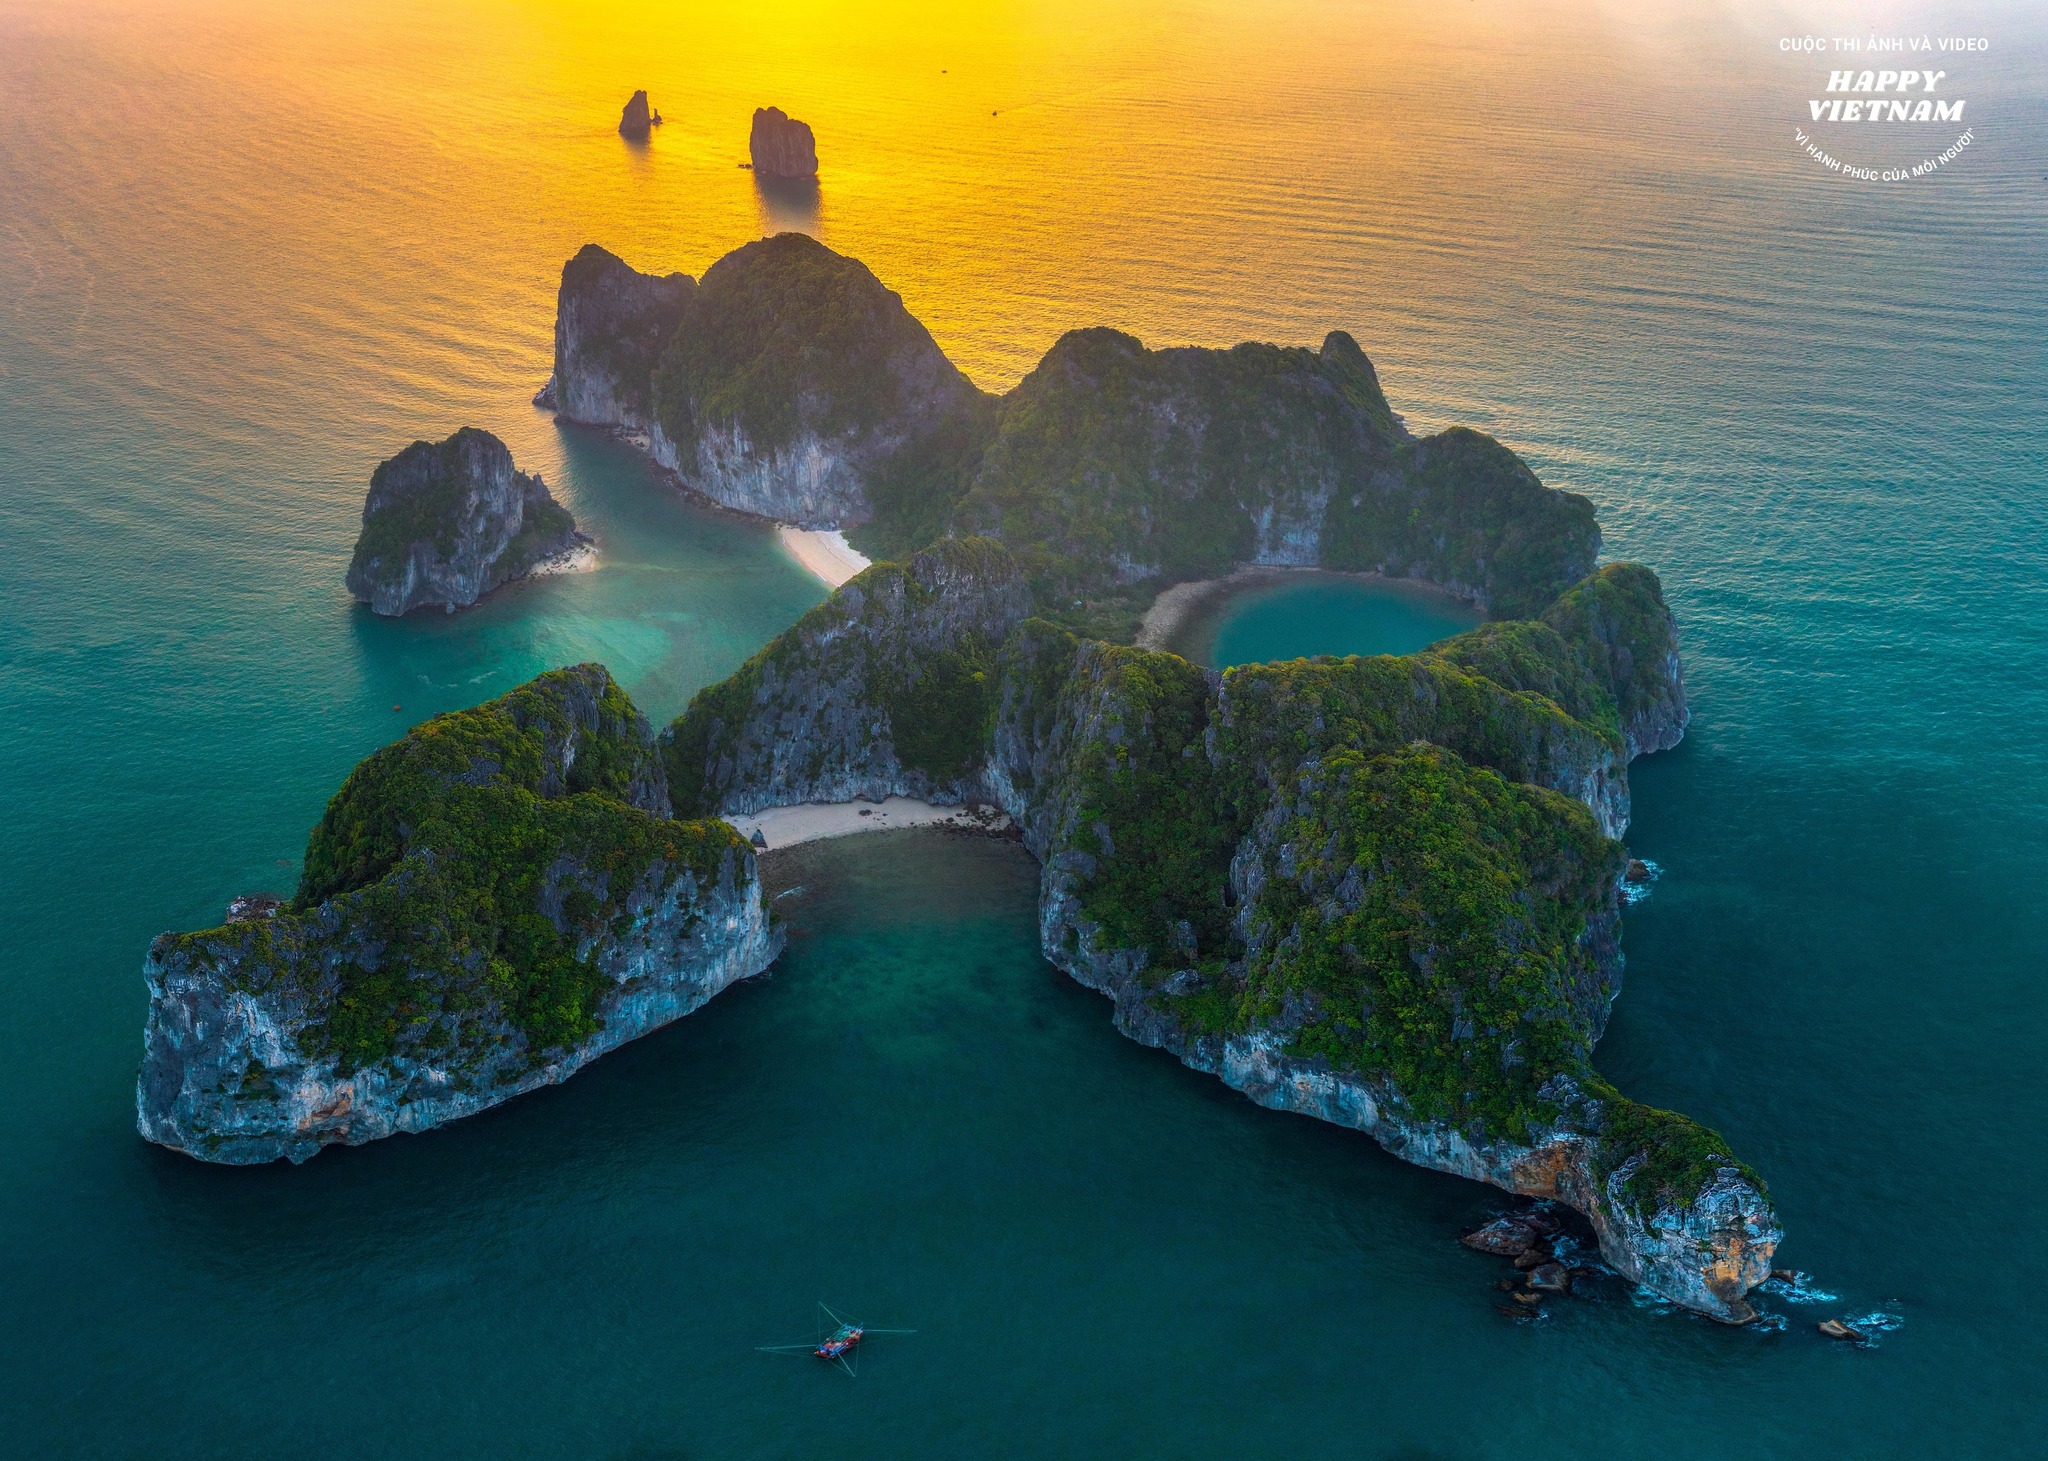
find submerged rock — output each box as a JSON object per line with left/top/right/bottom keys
{"left": 137, "top": 667, "right": 780, "bottom": 1164}
{"left": 224, "top": 893, "right": 283, "bottom": 924}
{"left": 345, "top": 428, "right": 590, "bottom": 616}
{"left": 749, "top": 106, "right": 818, "bottom": 178}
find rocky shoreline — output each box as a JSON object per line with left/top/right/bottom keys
{"left": 654, "top": 538, "right": 1774, "bottom": 1322}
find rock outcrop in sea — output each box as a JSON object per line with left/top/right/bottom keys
{"left": 137, "top": 666, "right": 780, "bottom": 1164}
{"left": 658, "top": 537, "right": 1774, "bottom": 1323}
{"left": 544, "top": 233, "right": 989, "bottom": 533}
{"left": 345, "top": 427, "right": 591, "bottom": 616}
{"left": 538, "top": 235, "right": 1600, "bottom": 631}
{"left": 619, "top": 90, "right": 657, "bottom": 140}
{"left": 749, "top": 106, "right": 818, "bottom": 178}
{"left": 541, "top": 245, "right": 695, "bottom": 433}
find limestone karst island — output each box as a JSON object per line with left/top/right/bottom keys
{"left": 142, "top": 230, "right": 1780, "bottom": 1326}
{"left": 23, "top": 1, "right": 2030, "bottom": 1450}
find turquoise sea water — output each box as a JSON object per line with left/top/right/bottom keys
{"left": 1183, "top": 574, "right": 1485, "bottom": 668}
{"left": 4, "top": 1, "right": 2048, "bottom": 1456}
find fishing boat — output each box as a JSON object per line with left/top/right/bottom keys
{"left": 758, "top": 1303, "right": 914, "bottom": 1375}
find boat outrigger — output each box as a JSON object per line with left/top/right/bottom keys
{"left": 757, "top": 1303, "right": 915, "bottom": 1376}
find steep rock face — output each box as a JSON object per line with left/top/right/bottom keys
{"left": 662, "top": 539, "right": 1776, "bottom": 1322}
{"left": 546, "top": 245, "right": 696, "bottom": 431}
{"left": 749, "top": 106, "right": 819, "bottom": 178}
{"left": 660, "top": 538, "right": 1031, "bottom": 815}
{"left": 137, "top": 666, "right": 781, "bottom": 1164}
{"left": 1320, "top": 426, "right": 1599, "bottom": 619}
{"left": 1541, "top": 562, "right": 1690, "bottom": 757}
{"left": 345, "top": 428, "right": 588, "bottom": 616}
{"left": 649, "top": 233, "right": 992, "bottom": 534}
{"left": 956, "top": 328, "right": 1406, "bottom": 594}
{"left": 535, "top": 237, "right": 1600, "bottom": 630}
{"left": 619, "top": 90, "right": 653, "bottom": 139}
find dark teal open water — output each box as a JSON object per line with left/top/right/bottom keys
{"left": 3, "top": 2, "right": 2047, "bottom": 1456}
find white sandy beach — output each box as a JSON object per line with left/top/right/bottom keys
{"left": 726, "top": 796, "right": 1010, "bottom": 851}
{"left": 778, "top": 526, "right": 871, "bottom": 588}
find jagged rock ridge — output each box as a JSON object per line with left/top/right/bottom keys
{"left": 345, "top": 427, "right": 590, "bottom": 616}
{"left": 539, "top": 236, "right": 1597, "bottom": 628}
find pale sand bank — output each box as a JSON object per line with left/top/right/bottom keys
{"left": 1134, "top": 565, "right": 1482, "bottom": 653}
{"left": 778, "top": 527, "right": 872, "bottom": 588}
{"left": 727, "top": 796, "right": 1010, "bottom": 852}
{"left": 1135, "top": 565, "right": 1303, "bottom": 650}
{"left": 530, "top": 537, "right": 599, "bottom": 577}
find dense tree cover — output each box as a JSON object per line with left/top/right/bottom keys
{"left": 166, "top": 667, "right": 738, "bottom": 1070}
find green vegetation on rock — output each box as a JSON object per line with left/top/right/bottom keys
{"left": 164, "top": 667, "right": 739, "bottom": 1070}
{"left": 652, "top": 232, "right": 984, "bottom": 468}
{"left": 1320, "top": 426, "right": 1600, "bottom": 619}
{"left": 656, "top": 533, "right": 1749, "bottom": 1218}
{"left": 1586, "top": 1083, "right": 1768, "bottom": 1219}
{"left": 1238, "top": 744, "right": 1620, "bottom": 1142}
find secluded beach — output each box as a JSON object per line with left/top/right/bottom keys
{"left": 725, "top": 795, "right": 1010, "bottom": 851}
{"left": 778, "top": 526, "right": 871, "bottom": 588}
{"left": 1134, "top": 566, "right": 1286, "bottom": 649}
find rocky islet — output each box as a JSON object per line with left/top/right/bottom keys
{"left": 749, "top": 106, "right": 819, "bottom": 178}
{"left": 345, "top": 427, "right": 590, "bottom": 616}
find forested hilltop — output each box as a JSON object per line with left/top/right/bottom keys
{"left": 542, "top": 233, "right": 1597, "bottom": 636}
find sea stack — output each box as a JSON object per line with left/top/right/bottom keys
{"left": 749, "top": 106, "right": 819, "bottom": 178}
{"left": 346, "top": 427, "right": 591, "bottom": 616}
{"left": 619, "top": 90, "right": 655, "bottom": 139}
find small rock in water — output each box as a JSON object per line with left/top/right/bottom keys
{"left": 1511, "top": 1291, "right": 1543, "bottom": 1307}
{"left": 1626, "top": 858, "right": 1652, "bottom": 882}
{"left": 1772, "top": 1267, "right": 1800, "bottom": 1284}
{"left": 749, "top": 106, "right": 819, "bottom": 178}
{"left": 1494, "top": 1278, "right": 1518, "bottom": 1292}
{"left": 619, "top": 90, "right": 654, "bottom": 140}
{"left": 1461, "top": 1217, "right": 1538, "bottom": 1257}
{"left": 1513, "top": 1247, "right": 1551, "bottom": 1271}
{"left": 1528, "top": 1263, "right": 1570, "bottom": 1294}
{"left": 224, "top": 893, "right": 283, "bottom": 924}
{"left": 1818, "top": 1319, "right": 1864, "bottom": 1341}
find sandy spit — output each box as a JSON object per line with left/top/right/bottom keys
{"left": 777, "top": 527, "right": 871, "bottom": 588}
{"left": 726, "top": 796, "right": 1011, "bottom": 852}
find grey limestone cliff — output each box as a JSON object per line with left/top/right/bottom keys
{"left": 137, "top": 666, "right": 781, "bottom": 1164}
{"left": 345, "top": 427, "right": 589, "bottom": 616}
{"left": 535, "top": 236, "right": 1600, "bottom": 630}
{"left": 544, "top": 244, "right": 695, "bottom": 431}
{"left": 544, "top": 235, "right": 989, "bottom": 541}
